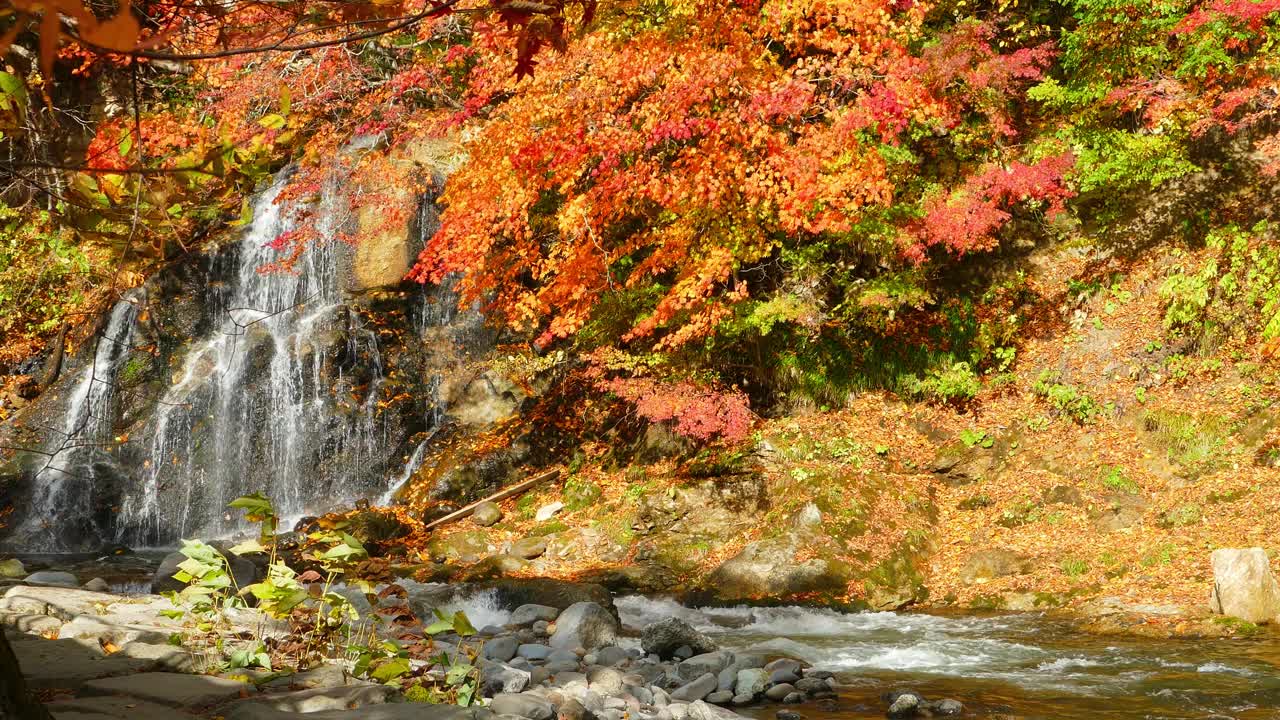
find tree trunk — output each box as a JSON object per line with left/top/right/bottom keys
{"left": 0, "top": 632, "right": 51, "bottom": 720}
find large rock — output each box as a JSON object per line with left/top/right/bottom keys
{"left": 0, "top": 559, "right": 24, "bottom": 579}
{"left": 484, "top": 578, "right": 616, "bottom": 617}
{"left": 489, "top": 692, "right": 554, "bottom": 720}
{"left": 1, "top": 632, "right": 53, "bottom": 719}
{"left": 22, "top": 571, "right": 78, "bottom": 587}
{"left": 959, "top": 549, "right": 1032, "bottom": 584}
{"left": 1209, "top": 548, "right": 1280, "bottom": 623}
{"left": 549, "top": 602, "right": 619, "bottom": 651}
{"left": 472, "top": 502, "right": 503, "bottom": 527}
{"left": 83, "top": 672, "right": 255, "bottom": 707}
{"left": 641, "top": 618, "right": 717, "bottom": 660}
{"left": 702, "top": 537, "right": 851, "bottom": 602}
{"left": 151, "top": 546, "right": 259, "bottom": 596}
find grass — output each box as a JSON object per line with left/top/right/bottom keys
{"left": 1060, "top": 557, "right": 1090, "bottom": 578}
{"left": 1101, "top": 466, "right": 1139, "bottom": 494}
{"left": 1143, "top": 409, "right": 1230, "bottom": 468}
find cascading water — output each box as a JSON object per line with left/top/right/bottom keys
{"left": 114, "top": 174, "right": 392, "bottom": 545}
{"left": 13, "top": 298, "right": 140, "bottom": 550}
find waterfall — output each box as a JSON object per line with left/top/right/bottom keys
{"left": 15, "top": 297, "right": 139, "bottom": 550}
{"left": 114, "top": 175, "right": 388, "bottom": 546}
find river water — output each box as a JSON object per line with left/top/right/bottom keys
{"left": 616, "top": 596, "right": 1280, "bottom": 720}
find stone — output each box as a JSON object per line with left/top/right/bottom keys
{"left": 685, "top": 700, "right": 750, "bottom": 720}
{"left": 549, "top": 602, "right": 619, "bottom": 651}
{"left": 116, "top": 642, "right": 208, "bottom": 673}
{"left": 45, "top": 695, "right": 192, "bottom": 720}
{"left": 485, "top": 579, "right": 616, "bottom": 617}
{"left": 595, "top": 646, "right": 629, "bottom": 667}
{"left": 484, "top": 635, "right": 521, "bottom": 663}
{"left": 83, "top": 672, "right": 254, "bottom": 707}
{"left": 730, "top": 695, "right": 753, "bottom": 707}
{"left": 23, "top": 571, "right": 78, "bottom": 587}
{"left": 776, "top": 712, "right": 804, "bottom": 720}
{"left": 2, "top": 631, "right": 52, "bottom": 720}
{"left": 673, "top": 646, "right": 693, "bottom": 660}
{"left": 734, "top": 669, "right": 768, "bottom": 698}
{"left": 781, "top": 693, "right": 803, "bottom": 705}
{"left": 1209, "top": 548, "right": 1280, "bottom": 623}
{"left": 930, "top": 699, "right": 963, "bottom": 716}
{"left": 217, "top": 705, "right": 493, "bottom": 720}
{"left": 716, "top": 667, "right": 737, "bottom": 693}
{"left": 536, "top": 502, "right": 565, "bottom": 522}
{"left": 10, "top": 636, "right": 154, "bottom": 690}
{"left": 83, "top": 578, "right": 111, "bottom": 592}
{"left": 641, "top": 618, "right": 718, "bottom": 660}
{"left": 793, "top": 678, "right": 828, "bottom": 696}
{"left": 960, "top": 549, "right": 1032, "bottom": 585}
{"left": 764, "top": 684, "right": 795, "bottom": 702}
{"left": 0, "top": 559, "right": 24, "bottom": 579}
{"left": 704, "top": 692, "right": 733, "bottom": 705}
{"left": 678, "top": 652, "right": 732, "bottom": 679}
{"left": 151, "top": 547, "right": 258, "bottom": 596}
{"left": 513, "top": 538, "right": 549, "bottom": 560}
{"left": 768, "top": 668, "right": 800, "bottom": 685}
{"left": 703, "top": 537, "right": 851, "bottom": 603}
{"left": 473, "top": 502, "right": 503, "bottom": 527}
{"left": 559, "top": 698, "right": 597, "bottom": 720}
{"left": 512, "top": 604, "right": 561, "bottom": 626}
{"left": 481, "top": 661, "right": 532, "bottom": 695}
{"left": 671, "top": 673, "right": 718, "bottom": 702}
{"left": 224, "top": 685, "right": 397, "bottom": 717}
{"left": 489, "top": 692, "right": 555, "bottom": 720}
{"left": 519, "top": 643, "right": 553, "bottom": 661}
{"left": 588, "top": 667, "right": 626, "bottom": 697}
{"left": 548, "top": 649, "right": 580, "bottom": 664}
{"left": 886, "top": 691, "right": 924, "bottom": 719}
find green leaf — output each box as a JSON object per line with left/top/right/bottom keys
{"left": 452, "top": 611, "right": 477, "bottom": 637}
{"left": 118, "top": 131, "right": 133, "bottom": 160}
{"left": 229, "top": 493, "right": 275, "bottom": 520}
{"left": 228, "top": 539, "right": 266, "bottom": 556}
{"left": 0, "top": 71, "right": 28, "bottom": 114}
{"left": 158, "top": 609, "right": 185, "bottom": 620}
{"left": 445, "top": 662, "right": 474, "bottom": 685}
{"left": 369, "top": 657, "right": 411, "bottom": 683}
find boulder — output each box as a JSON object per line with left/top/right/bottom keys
{"left": 83, "top": 577, "right": 111, "bottom": 592}
{"left": 512, "top": 537, "right": 548, "bottom": 560}
{"left": 22, "top": 571, "right": 78, "bottom": 587}
{"left": 550, "top": 602, "right": 619, "bottom": 651}
{"left": 536, "top": 502, "right": 564, "bottom": 522}
{"left": 702, "top": 537, "right": 851, "bottom": 602}
{"left": 473, "top": 502, "right": 503, "bottom": 527}
{"left": 484, "top": 578, "right": 616, "bottom": 617}
{"left": 763, "top": 684, "right": 794, "bottom": 702}
{"left": 510, "top": 604, "right": 560, "bottom": 626}
{"left": 734, "top": 669, "right": 767, "bottom": 698}
{"left": 0, "top": 559, "right": 24, "bottom": 579}
{"left": 1209, "top": 548, "right": 1280, "bottom": 623}
{"left": 642, "top": 618, "right": 717, "bottom": 660}
{"left": 959, "top": 549, "right": 1032, "bottom": 584}
{"left": 83, "top": 672, "right": 255, "bottom": 707}
{"left": 151, "top": 546, "right": 259, "bottom": 596}
{"left": 671, "top": 673, "right": 718, "bottom": 702}
{"left": 489, "top": 692, "right": 554, "bottom": 720}
{"left": 484, "top": 636, "right": 520, "bottom": 663}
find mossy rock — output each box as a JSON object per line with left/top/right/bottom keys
{"left": 426, "top": 530, "right": 491, "bottom": 564}
{"left": 563, "top": 478, "right": 602, "bottom": 511}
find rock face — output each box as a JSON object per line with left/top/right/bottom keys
{"left": 641, "top": 618, "right": 718, "bottom": 660}
{"left": 703, "top": 537, "right": 851, "bottom": 602}
{"left": 549, "top": 602, "right": 619, "bottom": 651}
{"left": 960, "top": 549, "right": 1032, "bottom": 584}
{"left": 1209, "top": 548, "right": 1280, "bottom": 623}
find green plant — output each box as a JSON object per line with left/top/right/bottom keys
{"left": 1060, "top": 557, "right": 1090, "bottom": 577}
{"left": 1101, "top": 467, "right": 1139, "bottom": 494}
{"left": 1143, "top": 410, "right": 1228, "bottom": 468}
{"left": 1034, "top": 371, "right": 1101, "bottom": 423}
{"left": 907, "top": 362, "right": 982, "bottom": 405}
{"left": 959, "top": 428, "right": 994, "bottom": 449}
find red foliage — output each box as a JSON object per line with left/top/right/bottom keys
{"left": 602, "top": 376, "right": 755, "bottom": 443}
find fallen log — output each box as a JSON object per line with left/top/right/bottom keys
{"left": 423, "top": 468, "right": 560, "bottom": 532}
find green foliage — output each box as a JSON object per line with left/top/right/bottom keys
{"left": 1101, "top": 467, "right": 1139, "bottom": 495}
{"left": 1142, "top": 410, "right": 1229, "bottom": 468}
{"left": 563, "top": 477, "right": 602, "bottom": 511}
{"left": 0, "top": 204, "right": 92, "bottom": 341}
{"left": 1033, "top": 371, "right": 1101, "bottom": 423}
{"left": 906, "top": 362, "right": 982, "bottom": 405}
{"left": 1060, "top": 557, "right": 1090, "bottom": 578}
{"left": 1160, "top": 223, "right": 1280, "bottom": 346}
{"left": 959, "top": 428, "right": 994, "bottom": 449}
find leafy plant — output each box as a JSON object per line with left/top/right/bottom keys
{"left": 1034, "top": 371, "right": 1101, "bottom": 423}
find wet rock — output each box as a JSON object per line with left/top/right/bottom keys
{"left": 671, "top": 673, "right": 718, "bottom": 702}
{"left": 734, "top": 668, "right": 767, "bottom": 697}
{"left": 930, "top": 699, "right": 963, "bottom": 716}
{"left": 885, "top": 691, "right": 925, "bottom": 718}
{"left": 764, "top": 684, "right": 795, "bottom": 702}
{"left": 769, "top": 668, "right": 800, "bottom": 685}
{"left": 513, "top": 537, "right": 549, "bottom": 560}
{"left": 22, "top": 571, "right": 78, "bottom": 587}
{"left": 588, "top": 667, "right": 626, "bottom": 697}
{"left": 782, "top": 693, "right": 804, "bottom": 705}
{"left": 793, "top": 678, "right": 828, "bottom": 696}
{"left": 550, "top": 602, "right": 619, "bottom": 651}
{"left": 642, "top": 618, "right": 718, "bottom": 660}
{"left": 960, "top": 548, "right": 1032, "bottom": 584}
{"left": 702, "top": 537, "right": 851, "bottom": 603}
{"left": 1209, "top": 547, "right": 1280, "bottom": 623}
{"left": 520, "top": 643, "right": 553, "bottom": 661}
{"left": 490, "top": 693, "right": 555, "bottom": 720}
{"left": 485, "top": 578, "right": 616, "bottom": 617}
{"left": 512, "top": 604, "right": 561, "bottom": 626}
{"left": 465, "top": 555, "right": 530, "bottom": 581}
{"left": 427, "top": 531, "right": 492, "bottom": 565}
{"left": 482, "top": 661, "right": 532, "bottom": 695}
{"left": 776, "top": 712, "right": 804, "bottom": 720}
{"left": 473, "top": 502, "right": 503, "bottom": 527}
{"left": 705, "top": 691, "right": 733, "bottom": 705}
{"left": 559, "top": 697, "right": 597, "bottom": 720}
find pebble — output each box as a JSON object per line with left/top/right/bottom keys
{"left": 764, "top": 683, "right": 795, "bottom": 701}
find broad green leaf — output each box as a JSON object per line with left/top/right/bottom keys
{"left": 445, "top": 662, "right": 474, "bottom": 685}
{"left": 369, "top": 657, "right": 411, "bottom": 683}
{"left": 452, "top": 611, "right": 477, "bottom": 637}
{"left": 228, "top": 538, "right": 266, "bottom": 556}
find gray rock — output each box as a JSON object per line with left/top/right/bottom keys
{"left": 1209, "top": 548, "right": 1280, "bottom": 623}
{"left": 550, "top": 602, "right": 619, "bottom": 651}
{"left": 530, "top": 667, "right": 551, "bottom": 686}
{"left": 887, "top": 692, "right": 923, "bottom": 718}
{"left": 22, "top": 571, "right": 78, "bottom": 587}
{"left": 588, "top": 667, "right": 626, "bottom": 697}
{"left": 549, "top": 649, "right": 580, "bottom": 664}
{"left": 734, "top": 669, "right": 768, "bottom": 698}
{"left": 717, "top": 667, "right": 737, "bottom": 693}
{"left": 764, "top": 684, "right": 795, "bottom": 702}
{"left": 776, "top": 712, "right": 803, "bottom": 720}
{"left": 151, "top": 547, "right": 259, "bottom": 596}
{"left": 509, "top": 602, "right": 560, "bottom": 625}
{"left": 668, "top": 703, "right": 689, "bottom": 720}
{"left": 960, "top": 548, "right": 1032, "bottom": 585}
{"left": 214, "top": 705, "right": 495, "bottom": 720}
{"left": 781, "top": 693, "right": 803, "bottom": 705}
{"left": 473, "top": 502, "right": 503, "bottom": 527}
{"left": 703, "top": 537, "right": 851, "bottom": 603}
{"left": 731, "top": 694, "right": 753, "bottom": 706}
{"left": 671, "top": 673, "right": 718, "bottom": 702}
{"left": 652, "top": 687, "right": 671, "bottom": 707}
{"left": 485, "top": 636, "right": 521, "bottom": 663}
{"left": 769, "top": 668, "right": 800, "bottom": 685}
{"left": 116, "top": 642, "right": 207, "bottom": 673}
{"left": 705, "top": 691, "right": 733, "bottom": 705}
{"left": 535, "top": 502, "right": 564, "bottom": 522}
{"left": 83, "top": 578, "right": 111, "bottom": 592}
{"left": 512, "top": 538, "right": 548, "bottom": 560}
{"left": 679, "top": 652, "right": 732, "bottom": 679}
{"left": 546, "top": 660, "right": 582, "bottom": 674}
{"left": 224, "top": 685, "right": 396, "bottom": 718}
{"left": 673, "top": 646, "right": 693, "bottom": 660}
{"left": 481, "top": 625, "right": 507, "bottom": 637}
{"left": 482, "top": 661, "right": 533, "bottom": 694}
{"left": 559, "top": 698, "right": 597, "bottom": 720}
{"left": 519, "top": 643, "right": 552, "bottom": 661}
{"left": 489, "top": 692, "right": 554, "bottom": 720}
{"left": 10, "top": 636, "right": 154, "bottom": 690}
{"left": 510, "top": 657, "right": 533, "bottom": 671}
{"left": 45, "top": 695, "right": 193, "bottom": 720}
{"left": 642, "top": 618, "right": 718, "bottom": 660}
{"left": 595, "top": 646, "right": 630, "bottom": 667}
{"left": 763, "top": 659, "right": 801, "bottom": 675}
{"left": 533, "top": 621, "right": 550, "bottom": 636}
{"left": 83, "top": 672, "right": 254, "bottom": 707}
{"left": 793, "top": 678, "right": 828, "bottom": 696}
{"left": 628, "top": 685, "right": 654, "bottom": 705}
{"left": 686, "top": 700, "right": 751, "bottom": 720}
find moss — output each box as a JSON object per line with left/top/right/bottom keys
{"left": 120, "top": 354, "right": 152, "bottom": 385}
{"left": 1157, "top": 503, "right": 1203, "bottom": 528}
{"left": 1212, "top": 616, "right": 1264, "bottom": 637}
{"left": 530, "top": 520, "right": 569, "bottom": 536}
{"left": 969, "top": 594, "right": 1006, "bottom": 610}
{"left": 563, "top": 478, "right": 602, "bottom": 511}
